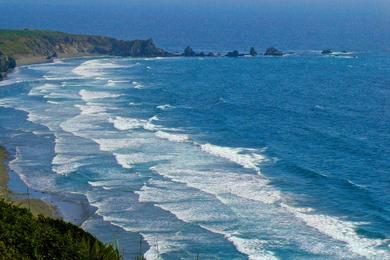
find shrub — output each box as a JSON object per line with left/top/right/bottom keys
{"left": 0, "top": 199, "right": 121, "bottom": 260}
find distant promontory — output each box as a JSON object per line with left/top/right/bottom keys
{"left": 0, "top": 29, "right": 168, "bottom": 79}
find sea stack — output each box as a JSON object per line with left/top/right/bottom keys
{"left": 250, "top": 47, "right": 258, "bottom": 56}
{"left": 183, "top": 46, "right": 196, "bottom": 57}
{"left": 264, "top": 47, "right": 283, "bottom": 56}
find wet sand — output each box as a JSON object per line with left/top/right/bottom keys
{"left": 0, "top": 146, "right": 58, "bottom": 218}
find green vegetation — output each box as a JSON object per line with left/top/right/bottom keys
{"left": 0, "top": 199, "right": 121, "bottom": 260}
{"left": 0, "top": 29, "right": 166, "bottom": 64}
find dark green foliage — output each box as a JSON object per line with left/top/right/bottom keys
{"left": 0, "top": 199, "right": 121, "bottom": 260}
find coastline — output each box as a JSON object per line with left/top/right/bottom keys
{"left": 15, "top": 53, "right": 105, "bottom": 66}
{"left": 0, "top": 145, "right": 93, "bottom": 225}
{"left": 0, "top": 145, "right": 57, "bottom": 218}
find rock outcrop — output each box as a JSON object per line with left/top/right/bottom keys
{"left": 264, "top": 47, "right": 283, "bottom": 56}
{"left": 250, "top": 47, "right": 258, "bottom": 56}
{"left": 0, "top": 50, "right": 16, "bottom": 80}
{"left": 183, "top": 46, "right": 196, "bottom": 57}
{"left": 321, "top": 49, "right": 332, "bottom": 55}
{"left": 226, "top": 50, "right": 240, "bottom": 57}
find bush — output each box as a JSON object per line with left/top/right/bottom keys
{"left": 0, "top": 199, "right": 121, "bottom": 260}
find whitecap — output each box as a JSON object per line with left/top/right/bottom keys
{"left": 72, "top": 59, "right": 122, "bottom": 78}
{"left": 156, "top": 104, "right": 175, "bottom": 111}
{"left": 132, "top": 81, "right": 144, "bottom": 89}
{"left": 106, "top": 79, "right": 130, "bottom": 87}
{"left": 113, "top": 153, "right": 134, "bottom": 169}
{"left": 200, "top": 143, "right": 266, "bottom": 172}
{"left": 28, "top": 83, "right": 57, "bottom": 96}
{"left": 76, "top": 103, "right": 108, "bottom": 115}
{"left": 109, "top": 116, "right": 146, "bottom": 130}
{"left": 281, "top": 203, "right": 390, "bottom": 259}
{"left": 155, "top": 131, "right": 189, "bottom": 143}
{"left": 79, "top": 89, "right": 122, "bottom": 101}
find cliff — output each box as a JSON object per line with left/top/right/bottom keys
{"left": 0, "top": 50, "right": 16, "bottom": 80}
{"left": 0, "top": 29, "right": 168, "bottom": 75}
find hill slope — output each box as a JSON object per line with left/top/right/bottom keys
{"left": 0, "top": 29, "right": 168, "bottom": 79}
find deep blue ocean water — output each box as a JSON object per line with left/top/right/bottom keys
{"left": 0, "top": 53, "right": 389, "bottom": 259}
{"left": 1, "top": 0, "right": 390, "bottom": 52}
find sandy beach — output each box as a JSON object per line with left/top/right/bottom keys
{"left": 1, "top": 145, "right": 94, "bottom": 225}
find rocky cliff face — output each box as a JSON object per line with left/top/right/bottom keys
{"left": 0, "top": 50, "right": 16, "bottom": 80}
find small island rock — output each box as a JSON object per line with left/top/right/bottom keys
{"left": 321, "top": 49, "right": 332, "bottom": 55}
{"left": 226, "top": 50, "right": 240, "bottom": 57}
{"left": 250, "top": 47, "right": 258, "bottom": 56}
{"left": 183, "top": 46, "right": 196, "bottom": 57}
{"left": 264, "top": 47, "right": 283, "bottom": 56}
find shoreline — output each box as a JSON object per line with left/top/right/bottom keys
{"left": 0, "top": 145, "right": 92, "bottom": 224}
{"left": 0, "top": 145, "right": 58, "bottom": 218}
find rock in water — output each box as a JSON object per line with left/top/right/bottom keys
{"left": 226, "top": 50, "right": 240, "bottom": 57}
{"left": 265, "top": 47, "right": 283, "bottom": 56}
{"left": 250, "top": 47, "right": 258, "bottom": 56}
{"left": 321, "top": 49, "right": 332, "bottom": 55}
{"left": 183, "top": 46, "right": 196, "bottom": 57}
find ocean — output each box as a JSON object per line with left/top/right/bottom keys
{"left": 0, "top": 52, "right": 389, "bottom": 259}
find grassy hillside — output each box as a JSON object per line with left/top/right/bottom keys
{"left": 0, "top": 199, "right": 122, "bottom": 260}
{"left": 0, "top": 29, "right": 167, "bottom": 65}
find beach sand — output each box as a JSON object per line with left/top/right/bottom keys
{"left": 0, "top": 146, "right": 8, "bottom": 196}
{"left": 0, "top": 146, "right": 58, "bottom": 218}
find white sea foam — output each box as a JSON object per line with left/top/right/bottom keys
{"left": 28, "top": 83, "right": 57, "bottom": 96}
{"left": 281, "top": 203, "right": 390, "bottom": 259}
{"left": 106, "top": 79, "right": 130, "bottom": 87}
{"left": 132, "top": 81, "right": 144, "bottom": 89}
{"left": 113, "top": 153, "right": 171, "bottom": 170}
{"left": 52, "top": 161, "right": 85, "bottom": 175}
{"left": 72, "top": 59, "right": 122, "bottom": 78}
{"left": 143, "top": 116, "right": 161, "bottom": 131}
{"left": 43, "top": 75, "right": 80, "bottom": 81}
{"left": 109, "top": 116, "right": 146, "bottom": 130}
{"left": 227, "top": 236, "right": 277, "bottom": 260}
{"left": 76, "top": 103, "right": 107, "bottom": 115}
{"left": 94, "top": 137, "right": 153, "bottom": 152}
{"left": 155, "top": 131, "right": 189, "bottom": 143}
{"left": 137, "top": 179, "right": 279, "bottom": 260}
{"left": 109, "top": 116, "right": 163, "bottom": 132}
{"left": 113, "top": 153, "right": 134, "bottom": 169}
{"left": 156, "top": 104, "right": 174, "bottom": 111}
{"left": 200, "top": 143, "right": 266, "bottom": 172}
{"left": 150, "top": 166, "right": 281, "bottom": 205}
{"left": 79, "top": 89, "right": 122, "bottom": 101}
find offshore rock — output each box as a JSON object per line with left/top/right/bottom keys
{"left": 264, "top": 47, "right": 283, "bottom": 56}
